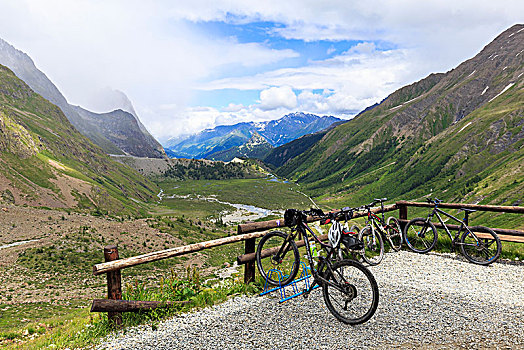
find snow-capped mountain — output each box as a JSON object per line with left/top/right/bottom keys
{"left": 164, "top": 112, "right": 342, "bottom": 159}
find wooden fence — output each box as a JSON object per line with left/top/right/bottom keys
{"left": 92, "top": 201, "right": 523, "bottom": 325}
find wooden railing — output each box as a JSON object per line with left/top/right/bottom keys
{"left": 92, "top": 201, "right": 523, "bottom": 325}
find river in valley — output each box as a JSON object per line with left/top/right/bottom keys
{"left": 161, "top": 192, "right": 283, "bottom": 224}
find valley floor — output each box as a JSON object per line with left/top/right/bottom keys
{"left": 96, "top": 251, "right": 524, "bottom": 350}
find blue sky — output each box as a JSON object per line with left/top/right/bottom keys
{"left": 0, "top": 1, "right": 522, "bottom": 141}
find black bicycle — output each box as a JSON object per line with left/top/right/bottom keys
{"left": 403, "top": 198, "right": 501, "bottom": 265}
{"left": 255, "top": 208, "right": 379, "bottom": 324}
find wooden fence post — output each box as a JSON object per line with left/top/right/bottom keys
{"left": 243, "top": 237, "right": 256, "bottom": 284}
{"left": 104, "top": 245, "right": 122, "bottom": 326}
{"left": 398, "top": 203, "right": 408, "bottom": 232}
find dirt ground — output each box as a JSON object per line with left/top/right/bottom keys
{"left": 0, "top": 204, "right": 217, "bottom": 305}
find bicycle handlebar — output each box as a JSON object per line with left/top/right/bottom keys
{"left": 426, "top": 197, "right": 442, "bottom": 205}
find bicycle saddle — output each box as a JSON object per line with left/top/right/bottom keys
{"left": 461, "top": 208, "right": 477, "bottom": 213}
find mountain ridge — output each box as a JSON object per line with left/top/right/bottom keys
{"left": 165, "top": 112, "right": 341, "bottom": 159}
{"left": 0, "top": 64, "right": 157, "bottom": 214}
{"left": 0, "top": 37, "right": 166, "bottom": 159}
{"left": 276, "top": 24, "right": 524, "bottom": 209}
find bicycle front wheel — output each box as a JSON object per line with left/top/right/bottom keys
{"left": 255, "top": 231, "right": 300, "bottom": 286}
{"left": 403, "top": 218, "right": 438, "bottom": 253}
{"left": 358, "top": 226, "right": 384, "bottom": 266}
{"left": 386, "top": 217, "right": 403, "bottom": 251}
{"left": 460, "top": 226, "right": 501, "bottom": 265}
{"left": 322, "top": 259, "right": 379, "bottom": 324}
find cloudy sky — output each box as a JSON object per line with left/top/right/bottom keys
{"left": 0, "top": 1, "right": 522, "bottom": 142}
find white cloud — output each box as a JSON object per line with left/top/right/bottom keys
{"left": 0, "top": 1, "right": 522, "bottom": 141}
{"left": 259, "top": 86, "right": 297, "bottom": 111}
{"left": 222, "top": 103, "right": 245, "bottom": 112}
{"left": 200, "top": 43, "right": 414, "bottom": 116}
{"left": 0, "top": 1, "right": 298, "bottom": 117}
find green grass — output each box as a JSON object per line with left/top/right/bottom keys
{"left": 158, "top": 178, "right": 311, "bottom": 211}
{"left": 160, "top": 197, "right": 232, "bottom": 219}
{"left": 0, "top": 267, "right": 261, "bottom": 349}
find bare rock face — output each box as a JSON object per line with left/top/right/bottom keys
{"left": 0, "top": 111, "right": 38, "bottom": 158}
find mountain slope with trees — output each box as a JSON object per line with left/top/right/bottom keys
{"left": 0, "top": 64, "right": 157, "bottom": 214}
{"left": 276, "top": 24, "right": 524, "bottom": 209}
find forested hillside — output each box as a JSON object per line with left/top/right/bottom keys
{"left": 276, "top": 24, "right": 524, "bottom": 210}
{"left": 0, "top": 64, "right": 157, "bottom": 214}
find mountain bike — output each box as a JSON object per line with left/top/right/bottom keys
{"left": 255, "top": 208, "right": 379, "bottom": 324}
{"left": 357, "top": 198, "right": 403, "bottom": 265}
{"left": 403, "top": 198, "right": 501, "bottom": 265}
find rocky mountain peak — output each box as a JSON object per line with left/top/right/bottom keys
{"left": 0, "top": 37, "right": 166, "bottom": 159}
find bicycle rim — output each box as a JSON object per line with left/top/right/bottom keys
{"left": 256, "top": 231, "right": 300, "bottom": 286}
{"left": 404, "top": 218, "right": 437, "bottom": 253}
{"left": 386, "top": 217, "right": 403, "bottom": 251}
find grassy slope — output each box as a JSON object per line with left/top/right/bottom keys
{"left": 0, "top": 65, "right": 157, "bottom": 214}
{"left": 276, "top": 75, "right": 523, "bottom": 233}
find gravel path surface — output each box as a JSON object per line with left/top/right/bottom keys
{"left": 96, "top": 251, "right": 524, "bottom": 349}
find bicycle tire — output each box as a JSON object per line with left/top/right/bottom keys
{"left": 358, "top": 225, "right": 384, "bottom": 265}
{"left": 460, "top": 226, "right": 501, "bottom": 265}
{"left": 403, "top": 218, "right": 438, "bottom": 253}
{"left": 386, "top": 217, "right": 403, "bottom": 251}
{"left": 349, "top": 225, "right": 361, "bottom": 234}
{"left": 255, "top": 231, "right": 300, "bottom": 286}
{"left": 322, "top": 259, "right": 379, "bottom": 324}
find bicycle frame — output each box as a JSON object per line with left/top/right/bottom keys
{"left": 275, "top": 220, "right": 348, "bottom": 293}
{"left": 427, "top": 207, "right": 479, "bottom": 244}
{"left": 365, "top": 208, "right": 388, "bottom": 236}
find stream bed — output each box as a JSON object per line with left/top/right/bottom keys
{"left": 160, "top": 192, "right": 282, "bottom": 224}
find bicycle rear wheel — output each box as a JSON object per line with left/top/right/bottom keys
{"left": 358, "top": 226, "right": 384, "bottom": 265}
{"left": 322, "top": 259, "right": 379, "bottom": 324}
{"left": 403, "top": 218, "right": 438, "bottom": 253}
{"left": 460, "top": 226, "right": 501, "bottom": 265}
{"left": 256, "top": 231, "right": 300, "bottom": 286}
{"left": 386, "top": 217, "right": 403, "bottom": 251}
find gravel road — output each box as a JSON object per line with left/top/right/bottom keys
{"left": 95, "top": 251, "right": 524, "bottom": 350}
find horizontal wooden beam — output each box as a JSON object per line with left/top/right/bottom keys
{"left": 94, "top": 204, "right": 398, "bottom": 275}
{"left": 93, "top": 231, "right": 265, "bottom": 275}
{"left": 396, "top": 201, "right": 524, "bottom": 214}
{"left": 90, "top": 299, "right": 190, "bottom": 313}
{"left": 237, "top": 204, "right": 398, "bottom": 234}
